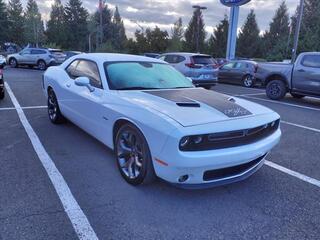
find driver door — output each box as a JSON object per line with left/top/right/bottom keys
{"left": 19, "top": 49, "right": 32, "bottom": 64}
{"left": 64, "top": 60, "right": 110, "bottom": 142}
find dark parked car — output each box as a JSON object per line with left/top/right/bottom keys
{"left": 0, "top": 64, "right": 4, "bottom": 99}
{"left": 218, "top": 60, "right": 258, "bottom": 87}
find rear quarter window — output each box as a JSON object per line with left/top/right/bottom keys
{"left": 192, "top": 56, "right": 216, "bottom": 65}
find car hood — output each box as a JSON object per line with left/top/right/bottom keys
{"left": 118, "top": 88, "right": 274, "bottom": 127}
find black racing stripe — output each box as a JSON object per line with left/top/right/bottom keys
{"left": 144, "top": 89, "right": 252, "bottom": 118}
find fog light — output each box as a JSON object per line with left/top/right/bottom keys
{"left": 178, "top": 175, "right": 189, "bottom": 183}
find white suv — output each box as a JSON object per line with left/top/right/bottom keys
{"left": 159, "top": 53, "right": 218, "bottom": 89}
{"left": 7, "top": 48, "right": 66, "bottom": 70}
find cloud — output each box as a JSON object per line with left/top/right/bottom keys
{"left": 16, "top": 0, "right": 299, "bottom": 38}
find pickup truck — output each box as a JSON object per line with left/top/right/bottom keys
{"left": 255, "top": 52, "right": 320, "bottom": 100}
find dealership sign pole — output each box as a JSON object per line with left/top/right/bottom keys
{"left": 220, "top": 0, "right": 251, "bottom": 60}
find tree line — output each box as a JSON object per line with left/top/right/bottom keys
{"left": 0, "top": 0, "right": 319, "bottom": 61}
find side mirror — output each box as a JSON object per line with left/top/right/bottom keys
{"left": 75, "top": 76, "right": 95, "bottom": 92}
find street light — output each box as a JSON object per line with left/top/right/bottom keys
{"left": 291, "top": 0, "right": 304, "bottom": 63}
{"left": 192, "top": 5, "right": 207, "bottom": 53}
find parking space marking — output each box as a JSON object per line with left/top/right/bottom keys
{"left": 242, "top": 96, "right": 320, "bottom": 112}
{"left": 5, "top": 82, "right": 99, "bottom": 240}
{"left": 0, "top": 106, "right": 47, "bottom": 111}
{"left": 281, "top": 120, "right": 320, "bottom": 133}
{"left": 265, "top": 160, "right": 320, "bottom": 188}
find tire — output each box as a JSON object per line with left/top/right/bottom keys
{"left": 38, "top": 60, "right": 47, "bottom": 70}
{"left": 203, "top": 86, "right": 212, "bottom": 90}
{"left": 47, "top": 89, "right": 65, "bottom": 124}
{"left": 266, "top": 80, "right": 287, "bottom": 100}
{"left": 243, "top": 75, "right": 255, "bottom": 88}
{"left": 9, "top": 58, "right": 18, "bottom": 68}
{"left": 290, "top": 93, "right": 305, "bottom": 99}
{"left": 0, "top": 91, "right": 4, "bottom": 100}
{"left": 115, "top": 123, "right": 156, "bottom": 185}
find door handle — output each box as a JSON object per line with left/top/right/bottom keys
{"left": 297, "top": 69, "right": 305, "bottom": 72}
{"left": 66, "top": 83, "right": 71, "bottom": 88}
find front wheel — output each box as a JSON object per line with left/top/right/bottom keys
{"left": 38, "top": 60, "right": 47, "bottom": 70}
{"left": 266, "top": 80, "right": 287, "bottom": 100}
{"left": 47, "top": 89, "right": 65, "bottom": 124}
{"left": 115, "top": 123, "right": 156, "bottom": 185}
{"left": 9, "top": 58, "right": 18, "bottom": 68}
{"left": 243, "top": 75, "right": 255, "bottom": 88}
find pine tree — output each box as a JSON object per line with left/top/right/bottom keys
{"left": 112, "top": 6, "right": 127, "bottom": 51}
{"left": 46, "top": 0, "right": 66, "bottom": 48}
{"left": 237, "top": 10, "right": 261, "bottom": 58}
{"left": 146, "top": 26, "right": 169, "bottom": 53}
{"left": 24, "top": 0, "right": 45, "bottom": 46}
{"left": 184, "top": 9, "right": 206, "bottom": 52}
{"left": 168, "top": 18, "right": 184, "bottom": 51}
{"left": 93, "top": 4, "right": 113, "bottom": 44}
{"left": 207, "top": 15, "right": 229, "bottom": 57}
{"left": 291, "top": 0, "right": 320, "bottom": 53}
{"left": 65, "top": 0, "right": 88, "bottom": 51}
{"left": 7, "top": 0, "right": 25, "bottom": 46}
{"left": 263, "top": 1, "right": 290, "bottom": 60}
{"left": 0, "top": 0, "right": 9, "bottom": 45}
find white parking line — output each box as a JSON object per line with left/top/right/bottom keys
{"left": 5, "top": 82, "right": 99, "bottom": 240}
{"left": 281, "top": 120, "right": 320, "bottom": 133}
{"left": 242, "top": 95, "right": 320, "bottom": 112}
{"left": 265, "top": 160, "right": 320, "bottom": 188}
{"left": 0, "top": 106, "right": 47, "bottom": 111}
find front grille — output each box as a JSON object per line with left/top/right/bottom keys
{"left": 180, "top": 119, "right": 280, "bottom": 151}
{"left": 203, "top": 154, "right": 266, "bottom": 181}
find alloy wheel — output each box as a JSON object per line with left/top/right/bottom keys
{"left": 244, "top": 75, "right": 253, "bottom": 87}
{"left": 48, "top": 91, "right": 58, "bottom": 121}
{"left": 117, "top": 130, "right": 144, "bottom": 179}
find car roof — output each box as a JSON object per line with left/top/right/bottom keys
{"left": 161, "top": 52, "right": 212, "bottom": 57}
{"left": 74, "top": 53, "right": 166, "bottom": 64}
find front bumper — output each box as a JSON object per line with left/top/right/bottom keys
{"left": 153, "top": 127, "right": 281, "bottom": 187}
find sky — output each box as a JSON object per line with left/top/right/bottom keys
{"left": 16, "top": 0, "right": 300, "bottom": 38}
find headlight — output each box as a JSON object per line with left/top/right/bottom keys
{"left": 179, "top": 135, "right": 204, "bottom": 150}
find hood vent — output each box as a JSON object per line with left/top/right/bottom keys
{"left": 176, "top": 102, "right": 200, "bottom": 108}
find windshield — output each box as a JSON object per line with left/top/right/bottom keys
{"left": 192, "top": 56, "right": 216, "bottom": 65}
{"left": 105, "top": 62, "right": 194, "bottom": 90}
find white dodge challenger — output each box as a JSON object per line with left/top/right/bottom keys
{"left": 43, "top": 53, "right": 281, "bottom": 188}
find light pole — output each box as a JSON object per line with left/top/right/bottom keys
{"left": 291, "top": 0, "right": 304, "bottom": 63}
{"left": 192, "top": 5, "right": 207, "bottom": 53}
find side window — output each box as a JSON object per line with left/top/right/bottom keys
{"left": 302, "top": 55, "right": 320, "bottom": 68}
{"left": 66, "top": 60, "right": 80, "bottom": 78}
{"left": 164, "top": 55, "right": 176, "bottom": 64}
{"left": 31, "top": 50, "right": 46, "bottom": 55}
{"left": 222, "top": 62, "right": 234, "bottom": 69}
{"left": 177, "top": 56, "right": 186, "bottom": 63}
{"left": 75, "top": 60, "right": 102, "bottom": 89}
{"left": 158, "top": 56, "right": 166, "bottom": 61}
{"left": 21, "top": 49, "right": 31, "bottom": 55}
{"left": 234, "top": 62, "right": 246, "bottom": 69}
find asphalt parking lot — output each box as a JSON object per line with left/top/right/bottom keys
{"left": 1, "top": 67, "right": 320, "bottom": 240}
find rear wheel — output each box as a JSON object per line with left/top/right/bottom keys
{"left": 115, "top": 123, "right": 156, "bottom": 185}
{"left": 47, "top": 89, "right": 65, "bottom": 124}
{"left": 38, "top": 60, "right": 47, "bottom": 70}
{"left": 290, "top": 93, "right": 305, "bottom": 99}
{"left": 243, "top": 75, "right": 255, "bottom": 88}
{"left": 266, "top": 80, "right": 287, "bottom": 100}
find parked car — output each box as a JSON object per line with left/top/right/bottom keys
{"left": 64, "top": 51, "right": 82, "bottom": 60}
{"left": 158, "top": 53, "right": 219, "bottom": 89}
{"left": 7, "top": 48, "right": 66, "bottom": 70}
{"left": 143, "top": 53, "right": 160, "bottom": 58}
{"left": 256, "top": 52, "right": 320, "bottom": 100}
{"left": 43, "top": 53, "right": 281, "bottom": 187}
{"left": 218, "top": 60, "right": 258, "bottom": 87}
{"left": 0, "top": 64, "right": 4, "bottom": 99}
{"left": 0, "top": 55, "right": 6, "bottom": 68}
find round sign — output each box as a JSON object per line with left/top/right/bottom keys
{"left": 220, "top": 0, "right": 251, "bottom": 7}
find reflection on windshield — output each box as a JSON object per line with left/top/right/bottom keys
{"left": 105, "top": 62, "right": 194, "bottom": 90}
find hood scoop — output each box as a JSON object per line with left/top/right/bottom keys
{"left": 176, "top": 102, "right": 200, "bottom": 108}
